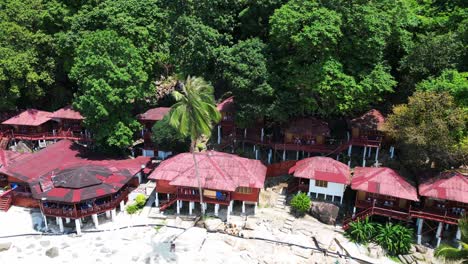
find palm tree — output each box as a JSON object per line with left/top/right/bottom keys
{"left": 435, "top": 217, "right": 468, "bottom": 263}
{"left": 168, "top": 76, "right": 221, "bottom": 214}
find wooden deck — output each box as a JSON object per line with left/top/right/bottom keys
{"left": 1, "top": 129, "right": 91, "bottom": 142}
{"left": 41, "top": 189, "right": 128, "bottom": 219}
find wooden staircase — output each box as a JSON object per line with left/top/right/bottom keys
{"left": 342, "top": 205, "right": 412, "bottom": 230}
{"left": 342, "top": 207, "right": 373, "bottom": 230}
{"left": 0, "top": 190, "right": 13, "bottom": 211}
{"left": 158, "top": 195, "right": 177, "bottom": 211}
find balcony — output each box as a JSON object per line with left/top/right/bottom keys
{"left": 176, "top": 188, "right": 231, "bottom": 205}
{"left": 41, "top": 189, "right": 128, "bottom": 219}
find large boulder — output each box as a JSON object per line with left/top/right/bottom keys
{"left": 204, "top": 218, "right": 223, "bottom": 232}
{"left": 309, "top": 201, "right": 339, "bottom": 225}
{"left": 45, "top": 247, "right": 59, "bottom": 258}
{"left": 0, "top": 242, "right": 12, "bottom": 251}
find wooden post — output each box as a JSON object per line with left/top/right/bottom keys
{"left": 155, "top": 192, "right": 159, "bottom": 207}
{"left": 347, "top": 145, "right": 352, "bottom": 156}
{"left": 375, "top": 147, "right": 379, "bottom": 162}
{"left": 417, "top": 218, "right": 424, "bottom": 244}
{"left": 368, "top": 147, "right": 372, "bottom": 157}
{"left": 436, "top": 222, "right": 443, "bottom": 247}
{"left": 75, "top": 219, "right": 81, "bottom": 235}
{"left": 217, "top": 125, "right": 221, "bottom": 144}
{"left": 282, "top": 149, "right": 286, "bottom": 161}
{"left": 92, "top": 214, "right": 99, "bottom": 229}
{"left": 261, "top": 128, "right": 264, "bottom": 142}
{"left": 362, "top": 146, "right": 367, "bottom": 167}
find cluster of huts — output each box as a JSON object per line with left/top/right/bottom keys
{"left": 0, "top": 99, "right": 465, "bottom": 248}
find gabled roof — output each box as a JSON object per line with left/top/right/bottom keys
{"left": 2, "top": 109, "right": 53, "bottom": 126}
{"left": 419, "top": 171, "right": 468, "bottom": 204}
{"left": 285, "top": 117, "right": 330, "bottom": 137}
{"left": 137, "top": 107, "right": 171, "bottom": 122}
{"left": 148, "top": 151, "right": 266, "bottom": 191}
{"left": 217, "top": 96, "right": 235, "bottom": 113}
{"left": 50, "top": 106, "right": 84, "bottom": 120}
{"left": 350, "top": 109, "right": 385, "bottom": 131}
{"left": 289, "top": 157, "right": 351, "bottom": 184}
{"left": 351, "top": 167, "right": 419, "bottom": 201}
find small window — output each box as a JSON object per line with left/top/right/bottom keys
{"left": 315, "top": 180, "right": 328, "bottom": 188}
{"left": 236, "top": 187, "right": 252, "bottom": 194}
{"left": 317, "top": 193, "right": 325, "bottom": 200}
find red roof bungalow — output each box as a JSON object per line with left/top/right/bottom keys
{"left": 285, "top": 117, "right": 330, "bottom": 145}
{"left": 137, "top": 107, "right": 171, "bottom": 156}
{"left": 350, "top": 167, "right": 418, "bottom": 223}
{"left": 288, "top": 157, "right": 350, "bottom": 204}
{"left": 410, "top": 171, "right": 467, "bottom": 225}
{"left": 217, "top": 96, "right": 235, "bottom": 123}
{"left": 348, "top": 109, "right": 385, "bottom": 147}
{"left": 50, "top": 106, "right": 84, "bottom": 133}
{"left": 1, "top": 109, "right": 56, "bottom": 139}
{"left": 148, "top": 151, "right": 266, "bottom": 218}
{"left": 0, "top": 140, "right": 150, "bottom": 233}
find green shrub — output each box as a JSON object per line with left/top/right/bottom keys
{"left": 375, "top": 223, "right": 413, "bottom": 255}
{"left": 135, "top": 194, "right": 147, "bottom": 208}
{"left": 126, "top": 204, "right": 139, "bottom": 214}
{"left": 346, "top": 217, "right": 376, "bottom": 244}
{"left": 290, "top": 192, "right": 311, "bottom": 216}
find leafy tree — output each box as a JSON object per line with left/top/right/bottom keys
{"left": 375, "top": 223, "right": 413, "bottom": 255}
{"left": 0, "top": 0, "right": 55, "bottom": 110}
{"left": 70, "top": 30, "right": 148, "bottom": 151}
{"left": 290, "top": 192, "right": 311, "bottom": 216}
{"left": 416, "top": 70, "right": 468, "bottom": 108}
{"left": 435, "top": 217, "right": 468, "bottom": 262}
{"left": 399, "top": 33, "right": 464, "bottom": 88}
{"left": 169, "top": 16, "right": 222, "bottom": 80}
{"left": 151, "top": 115, "right": 189, "bottom": 153}
{"left": 217, "top": 38, "right": 273, "bottom": 127}
{"left": 385, "top": 91, "right": 467, "bottom": 169}
{"left": 168, "top": 76, "right": 221, "bottom": 214}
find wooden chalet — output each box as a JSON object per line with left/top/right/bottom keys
{"left": 137, "top": 107, "right": 171, "bottom": 157}
{"left": 346, "top": 110, "right": 385, "bottom": 166}
{"left": 1, "top": 109, "right": 55, "bottom": 139}
{"left": 50, "top": 106, "right": 84, "bottom": 133}
{"left": 148, "top": 151, "right": 266, "bottom": 219}
{"left": 346, "top": 167, "right": 419, "bottom": 229}
{"left": 0, "top": 140, "right": 150, "bottom": 234}
{"left": 411, "top": 171, "right": 467, "bottom": 246}
{"left": 288, "top": 157, "right": 351, "bottom": 204}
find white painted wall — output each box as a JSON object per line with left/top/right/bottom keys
{"left": 143, "top": 149, "right": 155, "bottom": 157}
{"left": 308, "top": 179, "right": 346, "bottom": 202}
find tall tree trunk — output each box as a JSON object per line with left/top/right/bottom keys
{"left": 191, "top": 140, "right": 204, "bottom": 215}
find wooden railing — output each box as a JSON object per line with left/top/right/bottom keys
{"left": 41, "top": 189, "right": 128, "bottom": 219}
{"left": 2, "top": 129, "right": 91, "bottom": 142}
{"left": 409, "top": 208, "right": 461, "bottom": 225}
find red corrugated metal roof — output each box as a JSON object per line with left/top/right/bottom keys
{"left": 350, "top": 109, "right": 385, "bottom": 131}
{"left": 137, "top": 107, "right": 170, "bottom": 121}
{"left": 3, "top": 140, "right": 150, "bottom": 202}
{"left": 419, "top": 171, "right": 468, "bottom": 204}
{"left": 50, "top": 106, "right": 84, "bottom": 120}
{"left": 289, "top": 157, "right": 351, "bottom": 184}
{"left": 2, "top": 109, "right": 53, "bottom": 126}
{"left": 217, "top": 96, "right": 235, "bottom": 113}
{"left": 0, "top": 150, "right": 31, "bottom": 169}
{"left": 285, "top": 118, "right": 330, "bottom": 137}
{"left": 149, "top": 151, "right": 266, "bottom": 191}
{"left": 351, "top": 167, "right": 419, "bottom": 201}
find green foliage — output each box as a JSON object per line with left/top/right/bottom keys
{"left": 416, "top": 70, "right": 468, "bottom": 108}
{"left": 70, "top": 30, "right": 148, "bottom": 151}
{"left": 126, "top": 194, "right": 147, "bottom": 214}
{"left": 290, "top": 192, "right": 311, "bottom": 216}
{"left": 346, "top": 219, "right": 413, "bottom": 256}
{"left": 346, "top": 217, "right": 376, "bottom": 244}
{"left": 151, "top": 115, "right": 190, "bottom": 153}
{"left": 135, "top": 194, "right": 147, "bottom": 208}
{"left": 168, "top": 76, "right": 221, "bottom": 147}
{"left": 385, "top": 91, "right": 467, "bottom": 169}
{"left": 217, "top": 38, "right": 273, "bottom": 127}
{"left": 374, "top": 223, "right": 413, "bottom": 256}
{"left": 434, "top": 217, "right": 468, "bottom": 262}
{"left": 126, "top": 204, "right": 138, "bottom": 214}
{"left": 0, "top": 0, "right": 55, "bottom": 110}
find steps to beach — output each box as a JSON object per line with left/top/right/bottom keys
{"left": 280, "top": 217, "right": 295, "bottom": 233}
